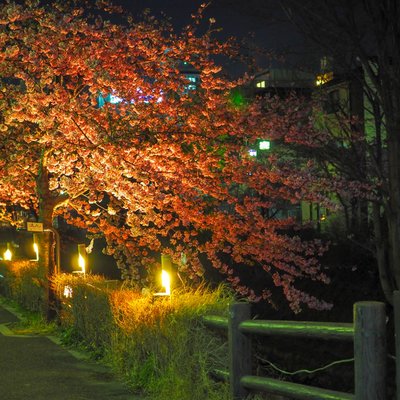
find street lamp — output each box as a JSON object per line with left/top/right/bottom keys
{"left": 259, "top": 140, "right": 271, "bottom": 150}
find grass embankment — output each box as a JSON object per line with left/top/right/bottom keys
{"left": 0, "top": 261, "right": 234, "bottom": 400}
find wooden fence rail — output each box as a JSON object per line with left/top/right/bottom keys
{"left": 204, "top": 301, "right": 386, "bottom": 400}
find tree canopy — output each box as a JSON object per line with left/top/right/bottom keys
{"left": 276, "top": 0, "right": 400, "bottom": 303}
{"left": 0, "top": 0, "right": 331, "bottom": 312}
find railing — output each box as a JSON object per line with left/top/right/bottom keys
{"left": 204, "top": 301, "right": 386, "bottom": 400}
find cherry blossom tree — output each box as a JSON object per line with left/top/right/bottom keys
{"left": 0, "top": 0, "right": 331, "bottom": 315}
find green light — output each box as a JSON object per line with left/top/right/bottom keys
{"left": 259, "top": 140, "right": 270, "bottom": 150}
{"left": 229, "top": 90, "right": 245, "bottom": 108}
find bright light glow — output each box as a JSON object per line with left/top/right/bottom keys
{"left": 315, "top": 72, "right": 333, "bottom": 86}
{"left": 63, "top": 285, "right": 73, "bottom": 298}
{"left": 256, "top": 80, "right": 266, "bottom": 88}
{"left": 33, "top": 242, "right": 39, "bottom": 261}
{"left": 98, "top": 88, "right": 164, "bottom": 108}
{"left": 248, "top": 149, "right": 257, "bottom": 157}
{"left": 109, "top": 94, "right": 123, "bottom": 104}
{"left": 259, "top": 140, "right": 271, "bottom": 150}
{"left": 78, "top": 254, "right": 86, "bottom": 274}
{"left": 3, "top": 249, "right": 12, "bottom": 261}
{"left": 161, "top": 269, "right": 171, "bottom": 296}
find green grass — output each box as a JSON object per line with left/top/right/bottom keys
{"left": 0, "top": 296, "right": 57, "bottom": 335}
{"left": 3, "top": 271, "right": 240, "bottom": 400}
{"left": 52, "top": 275, "right": 234, "bottom": 400}
{"left": 1, "top": 272, "right": 284, "bottom": 400}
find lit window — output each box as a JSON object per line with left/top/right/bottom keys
{"left": 256, "top": 80, "right": 266, "bottom": 88}
{"left": 109, "top": 94, "right": 122, "bottom": 104}
{"left": 248, "top": 149, "right": 257, "bottom": 157}
{"left": 315, "top": 72, "right": 333, "bottom": 86}
{"left": 259, "top": 140, "right": 271, "bottom": 150}
{"left": 184, "top": 75, "right": 198, "bottom": 92}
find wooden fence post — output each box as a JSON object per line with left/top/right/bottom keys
{"left": 354, "top": 301, "right": 386, "bottom": 400}
{"left": 394, "top": 291, "right": 400, "bottom": 400}
{"left": 229, "top": 302, "right": 252, "bottom": 400}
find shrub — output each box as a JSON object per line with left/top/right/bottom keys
{"left": 52, "top": 273, "right": 232, "bottom": 399}
{"left": 0, "top": 260, "right": 45, "bottom": 312}
{"left": 107, "top": 286, "right": 231, "bottom": 399}
{"left": 52, "top": 273, "right": 115, "bottom": 356}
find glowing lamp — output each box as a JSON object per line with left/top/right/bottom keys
{"left": 154, "top": 254, "right": 172, "bottom": 296}
{"left": 33, "top": 242, "right": 39, "bottom": 261}
{"left": 161, "top": 269, "right": 171, "bottom": 296}
{"left": 248, "top": 149, "right": 257, "bottom": 157}
{"left": 315, "top": 72, "right": 333, "bottom": 86}
{"left": 78, "top": 254, "right": 86, "bottom": 274}
{"left": 4, "top": 248, "right": 12, "bottom": 261}
{"left": 259, "top": 140, "right": 271, "bottom": 150}
{"left": 63, "top": 285, "right": 73, "bottom": 298}
{"left": 77, "top": 243, "right": 87, "bottom": 275}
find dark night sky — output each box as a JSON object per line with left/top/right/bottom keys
{"left": 112, "top": 0, "right": 312, "bottom": 74}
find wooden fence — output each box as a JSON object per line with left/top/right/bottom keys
{"left": 204, "top": 301, "right": 387, "bottom": 400}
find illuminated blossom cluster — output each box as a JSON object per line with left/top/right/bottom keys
{"left": 0, "top": 0, "right": 334, "bottom": 311}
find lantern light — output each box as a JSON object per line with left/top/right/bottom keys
{"left": 33, "top": 243, "right": 39, "bottom": 261}
{"left": 3, "top": 247, "right": 12, "bottom": 261}
{"left": 78, "top": 254, "right": 85, "bottom": 275}
{"left": 33, "top": 234, "right": 39, "bottom": 261}
{"left": 161, "top": 269, "right": 171, "bottom": 296}
{"left": 259, "top": 140, "right": 271, "bottom": 150}
{"left": 154, "top": 254, "right": 172, "bottom": 296}
{"left": 77, "top": 243, "right": 87, "bottom": 275}
{"left": 63, "top": 285, "right": 73, "bottom": 298}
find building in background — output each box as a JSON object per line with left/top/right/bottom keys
{"left": 313, "top": 57, "right": 370, "bottom": 236}
{"left": 242, "top": 63, "right": 370, "bottom": 234}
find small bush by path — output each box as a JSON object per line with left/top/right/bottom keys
{"left": 52, "top": 273, "right": 232, "bottom": 400}
{"left": 0, "top": 260, "right": 46, "bottom": 313}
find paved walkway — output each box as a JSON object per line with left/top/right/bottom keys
{"left": 0, "top": 302, "right": 140, "bottom": 400}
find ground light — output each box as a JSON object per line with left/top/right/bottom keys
{"left": 33, "top": 234, "right": 39, "bottom": 261}
{"left": 63, "top": 285, "right": 73, "bottom": 298}
{"left": 73, "top": 244, "right": 87, "bottom": 276}
{"left": 161, "top": 269, "right": 171, "bottom": 296}
{"left": 33, "top": 243, "right": 39, "bottom": 261}
{"left": 3, "top": 243, "right": 12, "bottom": 261}
{"left": 154, "top": 254, "right": 172, "bottom": 296}
{"left": 154, "top": 269, "right": 171, "bottom": 296}
{"left": 78, "top": 254, "right": 85, "bottom": 274}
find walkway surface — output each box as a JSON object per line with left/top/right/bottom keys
{"left": 0, "top": 301, "right": 140, "bottom": 400}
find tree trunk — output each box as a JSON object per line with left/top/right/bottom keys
{"left": 387, "top": 128, "right": 400, "bottom": 295}
{"left": 372, "top": 203, "right": 395, "bottom": 304}
{"left": 37, "top": 153, "right": 58, "bottom": 320}
{"left": 37, "top": 230, "right": 56, "bottom": 320}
